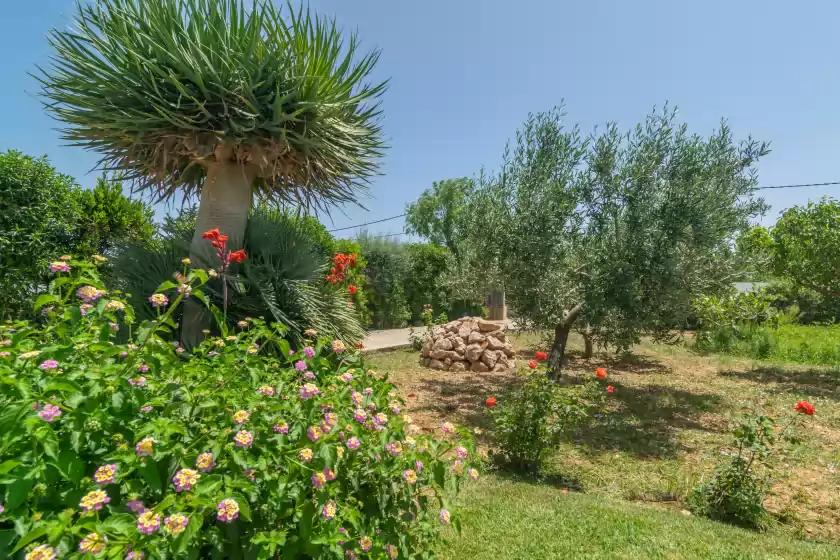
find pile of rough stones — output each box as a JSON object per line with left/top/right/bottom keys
{"left": 419, "top": 317, "right": 516, "bottom": 372}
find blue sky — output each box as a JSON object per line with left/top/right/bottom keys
{"left": 2, "top": 0, "right": 839, "bottom": 237}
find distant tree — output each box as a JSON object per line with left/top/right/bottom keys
{"left": 732, "top": 225, "right": 774, "bottom": 281}
{"left": 75, "top": 176, "right": 155, "bottom": 256}
{"left": 770, "top": 198, "right": 840, "bottom": 298}
{"left": 462, "top": 106, "right": 769, "bottom": 375}
{"left": 403, "top": 243, "right": 456, "bottom": 321}
{"left": 0, "top": 150, "right": 81, "bottom": 317}
{"left": 405, "top": 178, "right": 472, "bottom": 260}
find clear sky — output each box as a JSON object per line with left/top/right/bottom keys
{"left": 2, "top": 0, "right": 839, "bottom": 238}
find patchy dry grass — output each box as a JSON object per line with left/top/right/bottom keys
{"left": 368, "top": 331, "right": 840, "bottom": 550}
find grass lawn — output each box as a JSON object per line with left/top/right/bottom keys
{"left": 438, "top": 475, "right": 840, "bottom": 559}
{"left": 368, "top": 332, "right": 840, "bottom": 558}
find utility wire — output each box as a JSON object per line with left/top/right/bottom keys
{"left": 326, "top": 182, "right": 840, "bottom": 232}
{"left": 755, "top": 181, "right": 840, "bottom": 190}
{"left": 327, "top": 213, "right": 406, "bottom": 232}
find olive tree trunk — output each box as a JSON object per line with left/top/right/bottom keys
{"left": 547, "top": 303, "right": 583, "bottom": 380}
{"left": 583, "top": 324, "right": 594, "bottom": 359}
{"left": 182, "top": 149, "right": 254, "bottom": 347}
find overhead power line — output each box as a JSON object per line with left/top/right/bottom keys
{"left": 326, "top": 182, "right": 840, "bottom": 232}
{"left": 755, "top": 181, "right": 840, "bottom": 190}
{"left": 327, "top": 213, "right": 406, "bottom": 232}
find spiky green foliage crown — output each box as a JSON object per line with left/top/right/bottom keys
{"left": 38, "top": 0, "right": 387, "bottom": 209}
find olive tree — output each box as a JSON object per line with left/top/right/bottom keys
{"left": 463, "top": 106, "right": 768, "bottom": 375}
{"left": 38, "top": 0, "right": 386, "bottom": 341}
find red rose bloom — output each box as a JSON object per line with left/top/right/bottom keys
{"left": 228, "top": 250, "right": 247, "bottom": 263}
{"left": 348, "top": 285, "right": 358, "bottom": 295}
{"left": 606, "top": 385, "right": 615, "bottom": 393}
{"left": 485, "top": 396, "right": 497, "bottom": 408}
{"left": 595, "top": 367, "right": 607, "bottom": 380}
{"left": 535, "top": 351, "right": 548, "bottom": 361}
{"left": 794, "top": 401, "right": 815, "bottom": 416}
{"left": 528, "top": 360, "right": 537, "bottom": 369}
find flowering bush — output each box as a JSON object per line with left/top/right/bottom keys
{"left": 489, "top": 366, "right": 603, "bottom": 473}
{"left": 690, "top": 408, "right": 808, "bottom": 530}
{"left": 0, "top": 258, "right": 476, "bottom": 558}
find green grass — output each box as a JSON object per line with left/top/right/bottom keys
{"left": 369, "top": 332, "right": 840, "bottom": 558}
{"left": 438, "top": 475, "right": 840, "bottom": 560}
{"left": 698, "top": 324, "right": 840, "bottom": 366}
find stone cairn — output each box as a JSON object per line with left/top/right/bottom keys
{"left": 419, "top": 317, "right": 516, "bottom": 372}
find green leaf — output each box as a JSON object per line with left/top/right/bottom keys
{"left": 43, "top": 381, "right": 82, "bottom": 393}
{"left": 57, "top": 450, "right": 85, "bottom": 483}
{"left": 5, "top": 477, "right": 33, "bottom": 510}
{"left": 231, "top": 493, "right": 251, "bottom": 521}
{"left": 0, "top": 460, "right": 20, "bottom": 476}
{"left": 139, "top": 461, "right": 162, "bottom": 492}
{"left": 33, "top": 294, "right": 58, "bottom": 311}
{"left": 175, "top": 514, "right": 203, "bottom": 553}
{"left": 11, "top": 525, "right": 48, "bottom": 553}
{"left": 155, "top": 280, "right": 179, "bottom": 293}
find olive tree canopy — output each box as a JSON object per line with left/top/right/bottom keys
{"left": 461, "top": 106, "right": 769, "bottom": 374}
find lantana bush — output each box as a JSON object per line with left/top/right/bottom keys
{"left": 0, "top": 254, "right": 476, "bottom": 559}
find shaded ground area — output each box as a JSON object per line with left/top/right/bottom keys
{"left": 369, "top": 332, "right": 840, "bottom": 546}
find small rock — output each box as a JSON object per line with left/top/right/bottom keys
{"left": 470, "top": 361, "right": 490, "bottom": 373}
{"left": 449, "top": 360, "right": 468, "bottom": 372}
{"left": 468, "top": 332, "right": 487, "bottom": 345}
{"left": 433, "top": 338, "right": 453, "bottom": 351}
{"left": 428, "top": 359, "right": 445, "bottom": 370}
{"left": 481, "top": 349, "right": 500, "bottom": 368}
{"left": 478, "top": 319, "right": 502, "bottom": 332}
{"left": 464, "top": 343, "right": 485, "bottom": 362}
{"left": 486, "top": 336, "right": 506, "bottom": 351}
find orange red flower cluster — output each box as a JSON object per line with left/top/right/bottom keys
{"left": 202, "top": 228, "right": 246, "bottom": 272}
{"left": 794, "top": 401, "right": 815, "bottom": 416}
{"left": 326, "top": 252, "right": 358, "bottom": 285}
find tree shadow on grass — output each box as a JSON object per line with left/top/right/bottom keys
{"left": 410, "top": 372, "right": 525, "bottom": 432}
{"left": 565, "top": 352, "right": 672, "bottom": 375}
{"left": 720, "top": 365, "right": 840, "bottom": 400}
{"left": 572, "top": 383, "right": 725, "bottom": 459}
{"left": 490, "top": 466, "right": 586, "bottom": 493}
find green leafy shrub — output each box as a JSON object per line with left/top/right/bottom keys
{"left": 489, "top": 370, "right": 601, "bottom": 473}
{"left": 0, "top": 259, "right": 476, "bottom": 558}
{"left": 359, "top": 243, "right": 411, "bottom": 330}
{"left": 113, "top": 209, "right": 365, "bottom": 345}
{"left": 690, "top": 409, "right": 808, "bottom": 530}
{"left": 0, "top": 151, "right": 156, "bottom": 320}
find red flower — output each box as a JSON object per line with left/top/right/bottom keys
{"left": 606, "top": 385, "right": 615, "bottom": 393}
{"left": 228, "top": 250, "right": 247, "bottom": 263}
{"left": 407, "top": 393, "right": 417, "bottom": 398}
{"left": 356, "top": 343, "right": 364, "bottom": 349}
{"left": 528, "top": 360, "right": 537, "bottom": 369}
{"left": 794, "top": 401, "right": 815, "bottom": 416}
{"left": 595, "top": 367, "right": 607, "bottom": 380}
{"left": 202, "top": 228, "right": 228, "bottom": 243}
{"left": 535, "top": 351, "right": 548, "bottom": 361}
{"left": 485, "top": 396, "right": 497, "bottom": 408}
{"left": 348, "top": 285, "right": 358, "bottom": 295}
{"left": 562, "top": 489, "right": 569, "bottom": 494}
